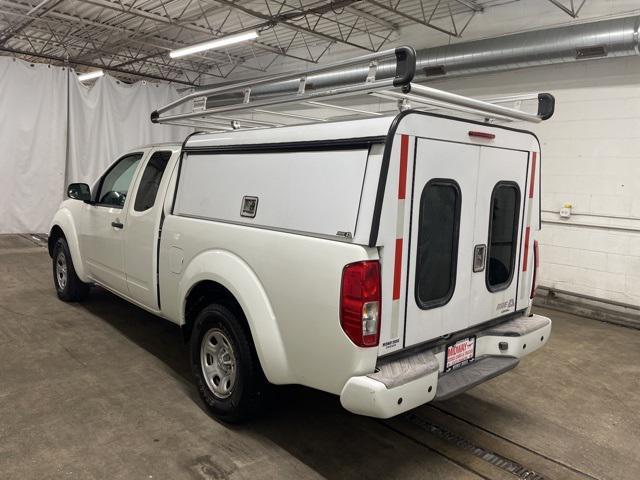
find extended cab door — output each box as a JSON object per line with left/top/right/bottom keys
{"left": 81, "top": 152, "right": 145, "bottom": 293}
{"left": 123, "top": 150, "right": 175, "bottom": 310}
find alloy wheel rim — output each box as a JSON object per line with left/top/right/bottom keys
{"left": 56, "top": 251, "right": 68, "bottom": 290}
{"left": 200, "top": 328, "right": 237, "bottom": 399}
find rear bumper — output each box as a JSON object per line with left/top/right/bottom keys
{"left": 340, "top": 313, "right": 551, "bottom": 418}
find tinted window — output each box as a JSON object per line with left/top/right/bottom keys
{"left": 487, "top": 182, "right": 521, "bottom": 290}
{"left": 98, "top": 153, "right": 143, "bottom": 207}
{"left": 134, "top": 151, "right": 172, "bottom": 212}
{"left": 415, "top": 180, "right": 461, "bottom": 309}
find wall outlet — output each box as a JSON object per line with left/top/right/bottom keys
{"left": 559, "top": 203, "right": 572, "bottom": 218}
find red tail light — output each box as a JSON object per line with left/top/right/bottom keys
{"left": 531, "top": 240, "right": 539, "bottom": 299}
{"left": 340, "top": 261, "right": 381, "bottom": 347}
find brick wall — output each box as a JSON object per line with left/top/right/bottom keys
{"left": 427, "top": 57, "right": 640, "bottom": 306}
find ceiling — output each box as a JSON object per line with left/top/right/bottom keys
{"left": 0, "top": 0, "right": 590, "bottom": 85}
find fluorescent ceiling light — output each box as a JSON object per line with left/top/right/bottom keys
{"left": 78, "top": 70, "right": 104, "bottom": 82}
{"left": 169, "top": 30, "right": 259, "bottom": 59}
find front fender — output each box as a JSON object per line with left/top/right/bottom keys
{"left": 50, "top": 206, "right": 89, "bottom": 282}
{"left": 179, "top": 249, "right": 291, "bottom": 385}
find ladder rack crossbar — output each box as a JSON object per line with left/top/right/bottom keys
{"left": 370, "top": 91, "right": 515, "bottom": 123}
{"left": 154, "top": 46, "right": 415, "bottom": 117}
{"left": 151, "top": 45, "right": 555, "bottom": 132}
{"left": 155, "top": 79, "right": 397, "bottom": 124}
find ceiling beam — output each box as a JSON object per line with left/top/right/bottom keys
{"left": 78, "top": 0, "right": 314, "bottom": 62}
{"left": 344, "top": 5, "right": 397, "bottom": 30}
{"left": 0, "top": 45, "right": 196, "bottom": 84}
{"left": 0, "top": 0, "right": 244, "bottom": 64}
{"left": 0, "top": 3, "right": 266, "bottom": 80}
{"left": 452, "top": 0, "right": 483, "bottom": 12}
{"left": 269, "top": 0, "right": 392, "bottom": 41}
{"left": 546, "top": 0, "right": 586, "bottom": 18}
{"left": 211, "top": 0, "right": 376, "bottom": 52}
{"left": 0, "top": 0, "right": 63, "bottom": 45}
{"left": 362, "top": 0, "right": 460, "bottom": 36}
{"left": 7, "top": 25, "right": 228, "bottom": 79}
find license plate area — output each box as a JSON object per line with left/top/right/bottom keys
{"left": 444, "top": 336, "right": 476, "bottom": 372}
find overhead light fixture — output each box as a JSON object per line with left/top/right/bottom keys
{"left": 169, "top": 30, "right": 259, "bottom": 59}
{"left": 78, "top": 70, "right": 104, "bottom": 82}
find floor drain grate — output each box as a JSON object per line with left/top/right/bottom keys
{"left": 406, "top": 413, "right": 547, "bottom": 480}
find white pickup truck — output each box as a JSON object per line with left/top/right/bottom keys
{"left": 49, "top": 48, "right": 553, "bottom": 422}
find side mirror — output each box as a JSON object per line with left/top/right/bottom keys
{"left": 67, "top": 183, "right": 92, "bottom": 202}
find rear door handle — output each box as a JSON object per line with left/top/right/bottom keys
{"left": 111, "top": 221, "right": 124, "bottom": 229}
{"left": 473, "top": 244, "right": 486, "bottom": 272}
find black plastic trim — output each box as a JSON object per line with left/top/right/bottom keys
{"left": 368, "top": 112, "right": 405, "bottom": 247}
{"left": 156, "top": 209, "right": 164, "bottom": 310}
{"left": 150, "top": 110, "right": 159, "bottom": 123}
{"left": 369, "top": 109, "right": 542, "bottom": 248}
{"left": 537, "top": 93, "right": 555, "bottom": 120}
{"left": 170, "top": 130, "right": 206, "bottom": 215}
{"left": 393, "top": 46, "right": 416, "bottom": 87}
{"left": 182, "top": 136, "right": 386, "bottom": 154}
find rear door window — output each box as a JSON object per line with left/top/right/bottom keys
{"left": 415, "top": 179, "right": 461, "bottom": 309}
{"left": 486, "top": 182, "right": 520, "bottom": 291}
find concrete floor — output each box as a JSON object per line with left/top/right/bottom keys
{"left": 1, "top": 234, "right": 639, "bottom": 480}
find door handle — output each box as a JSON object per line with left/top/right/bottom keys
{"left": 473, "top": 244, "right": 486, "bottom": 272}
{"left": 111, "top": 221, "right": 124, "bottom": 229}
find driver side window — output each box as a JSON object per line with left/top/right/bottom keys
{"left": 97, "top": 153, "right": 143, "bottom": 208}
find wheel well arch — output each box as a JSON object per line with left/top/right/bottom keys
{"left": 182, "top": 280, "right": 248, "bottom": 343}
{"left": 48, "top": 225, "right": 65, "bottom": 257}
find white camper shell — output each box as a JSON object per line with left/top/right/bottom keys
{"left": 50, "top": 47, "right": 553, "bottom": 421}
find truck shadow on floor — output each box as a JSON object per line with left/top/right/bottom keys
{"left": 80, "top": 285, "right": 354, "bottom": 416}
{"left": 80, "top": 285, "right": 491, "bottom": 479}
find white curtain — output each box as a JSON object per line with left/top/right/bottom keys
{"left": 0, "top": 58, "right": 191, "bottom": 233}
{"left": 0, "top": 58, "right": 68, "bottom": 234}
{"left": 67, "top": 75, "right": 190, "bottom": 185}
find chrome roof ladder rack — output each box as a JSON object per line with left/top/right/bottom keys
{"left": 151, "top": 46, "right": 555, "bottom": 132}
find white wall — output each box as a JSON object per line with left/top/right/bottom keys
{"left": 424, "top": 56, "right": 640, "bottom": 307}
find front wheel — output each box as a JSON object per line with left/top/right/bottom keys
{"left": 191, "top": 304, "right": 268, "bottom": 423}
{"left": 52, "top": 237, "right": 90, "bottom": 302}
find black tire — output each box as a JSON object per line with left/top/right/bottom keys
{"left": 191, "top": 304, "right": 268, "bottom": 423}
{"left": 52, "top": 237, "right": 90, "bottom": 302}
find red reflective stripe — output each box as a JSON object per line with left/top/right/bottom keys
{"left": 392, "top": 238, "right": 403, "bottom": 300}
{"left": 529, "top": 152, "right": 537, "bottom": 198}
{"left": 398, "top": 135, "right": 409, "bottom": 200}
{"left": 522, "top": 227, "right": 531, "bottom": 272}
{"left": 393, "top": 136, "right": 409, "bottom": 302}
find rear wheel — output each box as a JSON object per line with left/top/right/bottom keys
{"left": 191, "top": 304, "right": 267, "bottom": 423}
{"left": 52, "top": 237, "right": 90, "bottom": 302}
